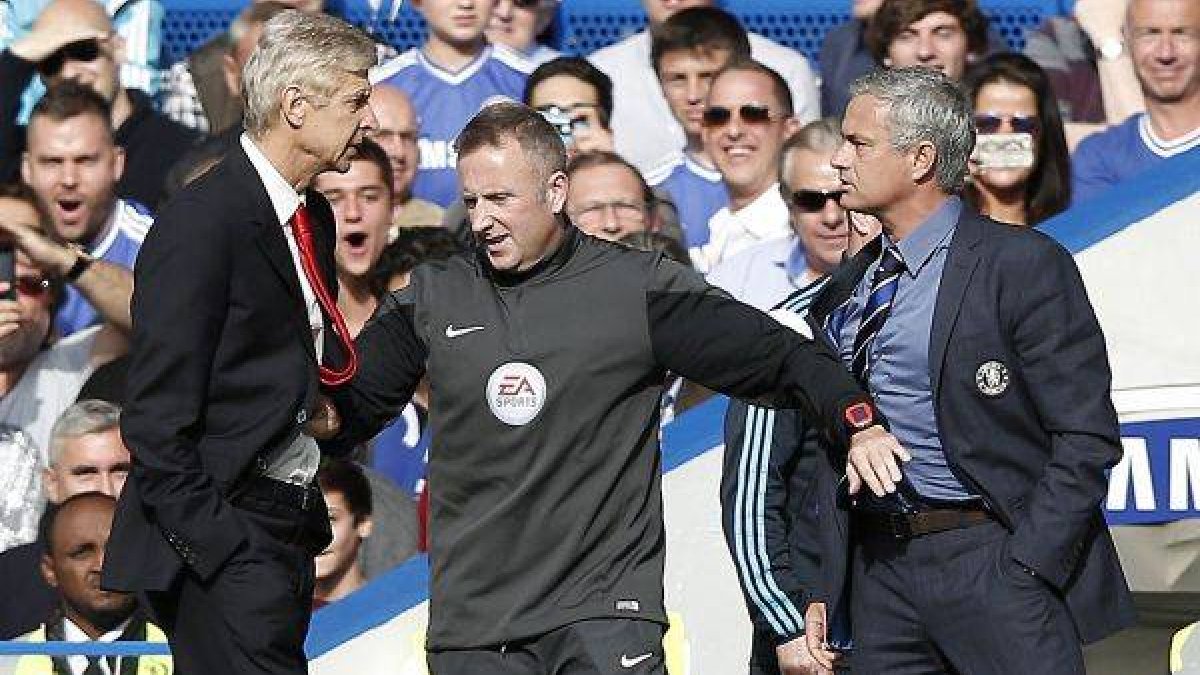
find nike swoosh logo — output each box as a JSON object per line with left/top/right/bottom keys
{"left": 620, "top": 653, "right": 654, "bottom": 668}
{"left": 445, "top": 324, "right": 485, "bottom": 339}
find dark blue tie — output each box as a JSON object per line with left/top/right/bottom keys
{"left": 850, "top": 246, "right": 905, "bottom": 386}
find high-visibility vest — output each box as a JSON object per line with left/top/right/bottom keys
{"left": 14, "top": 622, "right": 173, "bottom": 675}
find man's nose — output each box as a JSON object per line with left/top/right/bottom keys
{"left": 343, "top": 196, "right": 363, "bottom": 222}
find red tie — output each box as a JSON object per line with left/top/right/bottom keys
{"left": 289, "top": 204, "right": 358, "bottom": 387}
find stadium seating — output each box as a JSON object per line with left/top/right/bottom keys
{"left": 160, "top": 0, "right": 1070, "bottom": 68}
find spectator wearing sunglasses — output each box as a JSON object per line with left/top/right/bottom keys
{"left": 867, "top": 0, "right": 993, "bottom": 84}
{"left": 20, "top": 82, "right": 149, "bottom": 337}
{"left": 1071, "top": 0, "right": 1200, "bottom": 203}
{"left": 697, "top": 60, "right": 799, "bottom": 272}
{"left": 0, "top": 0, "right": 200, "bottom": 211}
{"left": 486, "top": 0, "right": 560, "bottom": 67}
{"left": 372, "top": 0, "right": 533, "bottom": 208}
{"left": 709, "top": 118, "right": 848, "bottom": 312}
{"left": 590, "top": 0, "right": 818, "bottom": 174}
{"left": 0, "top": 181, "right": 132, "bottom": 555}
{"left": 645, "top": 7, "right": 746, "bottom": 267}
{"left": 963, "top": 54, "right": 1071, "bottom": 227}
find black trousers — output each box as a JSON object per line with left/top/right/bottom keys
{"left": 144, "top": 493, "right": 327, "bottom": 675}
{"left": 849, "top": 519, "right": 1085, "bottom": 675}
{"left": 428, "top": 618, "right": 666, "bottom": 675}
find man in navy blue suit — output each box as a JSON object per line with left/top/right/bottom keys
{"left": 801, "top": 67, "right": 1135, "bottom": 675}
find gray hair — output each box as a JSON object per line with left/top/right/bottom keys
{"left": 779, "top": 117, "right": 843, "bottom": 183}
{"left": 847, "top": 67, "right": 975, "bottom": 193}
{"left": 48, "top": 399, "right": 122, "bottom": 466}
{"left": 241, "top": 10, "right": 376, "bottom": 136}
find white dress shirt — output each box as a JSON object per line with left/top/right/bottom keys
{"left": 63, "top": 615, "right": 132, "bottom": 675}
{"left": 241, "top": 133, "right": 323, "bottom": 485}
{"left": 697, "top": 183, "right": 791, "bottom": 272}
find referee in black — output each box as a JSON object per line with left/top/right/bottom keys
{"left": 320, "top": 102, "right": 904, "bottom": 675}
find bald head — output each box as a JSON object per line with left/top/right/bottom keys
{"left": 35, "top": 0, "right": 113, "bottom": 34}
{"left": 369, "top": 84, "right": 421, "bottom": 200}
{"left": 25, "top": 0, "right": 123, "bottom": 105}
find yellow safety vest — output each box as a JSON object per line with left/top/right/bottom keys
{"left": 14, "top": 622, "right": 173, "bottom": 675}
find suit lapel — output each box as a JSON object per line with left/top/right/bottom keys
{"left": 232, "top": 146, "right": 319, "bottom": 363}
{"left": 806, "top": 235, "right": 882, "bottom": 344}
{"left": 928, "top": 212, "right": 983, "bottom": 396}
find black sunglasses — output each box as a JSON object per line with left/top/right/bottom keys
{"left": 789, "top": 189, "right": 844, "bottom": 213}
{"left": 512, "top": 0, "right": 541, "bottom": 7}
{"left": 37, "top": 39, "right": 103, "bottom": 79}
{"left": 973, "top": 113, "right": 1040, "bottom": 136}
{"left": 701, "top": 104, "right": 779, "bottom": 128}
{"left": 9, "top": 275, "right": 51, "bottom": 298}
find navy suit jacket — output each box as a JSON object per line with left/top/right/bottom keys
{"left": 806, "top": 209, "right": 1135, "bottom": 644}
{"left": 102, "top": 146, "right": 345, "bottom": 592}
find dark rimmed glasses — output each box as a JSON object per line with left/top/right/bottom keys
{"left": 36, "top": 38, "right": 104, "bottom": 79}
{"left": 701, "top": 104, "right": 782, "bottom": 128}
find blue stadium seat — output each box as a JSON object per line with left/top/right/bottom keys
{"left": 160, "top": 0, "right": 236, "bottom": 65}
{"left": 158, "top": 0, "right": 1069, "bottom": 68}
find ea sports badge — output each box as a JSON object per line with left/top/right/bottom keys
{"left": 975, "top": 360, "right": 1009, "bottom": 397}
{"left": 487, "top": 362, "right": 547, "bottom": 425}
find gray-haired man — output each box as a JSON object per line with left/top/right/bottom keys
{"left": 803, "top": 67, "right": 1134, "bottom": 674}
{"left": 102, "top": 10, "right": 376, "bottom": 673}
{"left": 0, "top": 400, "right": 129, "bottom": 639}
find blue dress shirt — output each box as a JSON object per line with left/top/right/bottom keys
{"left": 837, "top": 197, "right": 977, "bottom": 501}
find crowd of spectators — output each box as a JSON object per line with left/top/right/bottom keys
{"left": 0, "top": 0, "right": 1195, "bottom": 654}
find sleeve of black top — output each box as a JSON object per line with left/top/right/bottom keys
{"left": 319, "top": 285, "right": 428, "bottom": 455}
{"left": 645, "top": 255, "right": 872, "bottom": 448}
{"left": 0, "top": 50, "right": 34, "bottom": 184}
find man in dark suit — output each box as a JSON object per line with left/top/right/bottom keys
{"left": 101, "top": 10, "right": 377, "bottom": 674}
{"left": 801, "top": 67, "right": 1135, "bottom": 674}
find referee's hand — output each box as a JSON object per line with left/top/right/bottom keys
{"left": 804, "top": 602, "right": 839, "bottom": 672}
{"left": 846, "top": 426, "right": 911, "bottom": 497}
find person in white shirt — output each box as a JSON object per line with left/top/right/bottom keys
{"left": 590, "top": 0, "right": 819, "bottom": 173}
{"left": 708, "top": 118, "right": 851, "bottom": 312}
{"left": 487, "top": 0, "right": 560, "bottom": 66}
{"left": 698, "top": 60, "right": 798, "bottom": 272}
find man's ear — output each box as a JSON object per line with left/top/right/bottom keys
{"left": 109, "top": 34, "right": 127, "bottom": 66}
{"left": 910, "top": 140, "right": 938, "bottom": 184}
{"left": 282, "top": 85, "right": 307, "bottom": 129}
{"left": 222, "top": 53, "right": 241, "bottom": 98}
{"left": 782, "top": 115, "right": 801, "bottom": 139}
{"left": 40, "top": 553, "right": 58, "bottom": 589}
{"left": 356, "top": 515, "right": 374, "bottom": 540}
{"left": 546, "top": 170, "right": 569, "bottom": 214}
{"left": 111, "top": 145, "right": 126, "bottom": 182}
{"left": 42, "top": 467, "right": 62, "bottom": 504}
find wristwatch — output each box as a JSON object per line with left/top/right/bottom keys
{"left": 63, "top": 243, "right": 95, "bottom": 283}
{"left": 843, "top": 400, "right": 877, "bottom": 435}
{"left": 1098, "top": 37, "right": 1124, "bottom": 61}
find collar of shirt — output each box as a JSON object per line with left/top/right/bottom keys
{"left": 719, "top": 183, "right": 788, "bottom": 236}
{"left": 64, "top": 615, "right": 133, "bottom": 675}
{"left": 240, "top": 132, "right": 304, "bottom": 227}
{"left": 890, "top": 195, "right": 961, "bottom": 278}
{"left": 683, "top": 152, "right": 722, "bottom": 183}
